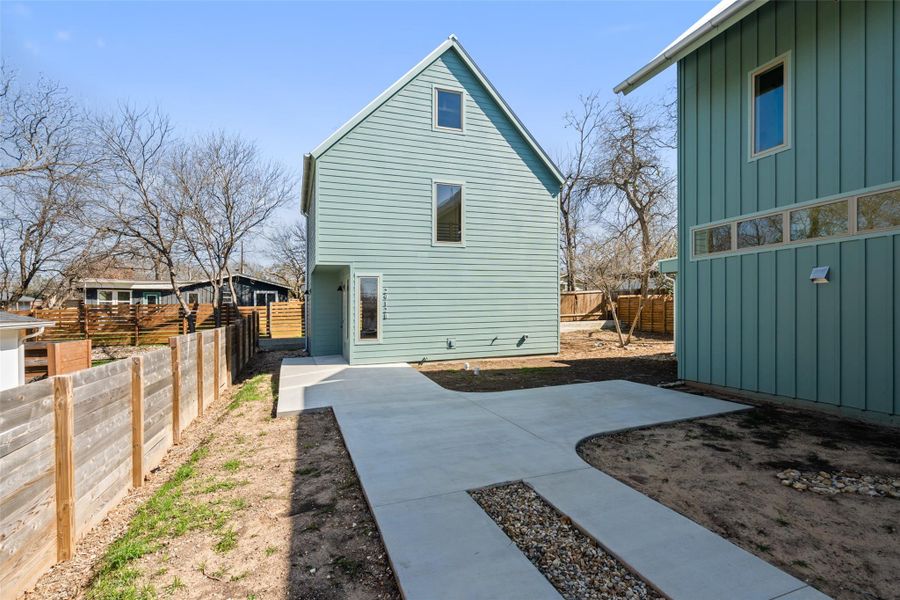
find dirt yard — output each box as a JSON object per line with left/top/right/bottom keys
{"left": 415, "top": 328, "right": 675, "bottom": 392}
{"left": 27, "top": 350, "right": 400, "bottom": 600}
{"left": 579, "top": 401, "right": 900, "bottom": 600}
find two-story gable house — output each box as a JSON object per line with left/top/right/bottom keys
{"left": 617, "top": 0, "right": 900, "bottom": 423}
{"left": 302, "top": 36, "right": 564, "bottom": 364}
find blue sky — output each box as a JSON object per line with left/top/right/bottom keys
{"left": 2, "top": 0, "right": 713, "bottom": 258}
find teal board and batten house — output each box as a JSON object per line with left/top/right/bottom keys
{"left": 301, "top": 36, "right": 564, "bottom": 364}
{"left": 618, "top": 0, "right": 900, "bottom": 424}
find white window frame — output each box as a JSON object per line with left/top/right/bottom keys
{"left": 748, "top": 52, "right": 791, "bottom": 161}
{"left": 254, "top": 290, "right": 277, "bottom": 306}
{"left": 185, "top": 292, "right": 200, "bottom": 305}
{"left": 143, "top": 292, "right": 161, "bottom": 305}
{"left": 97, "top": 289, "right": 132, "bottom": 305}
{"left": 432, "top": 178, "right": 465, "bottom": 247}
{"left": 690, "top": 182, "right": 900, "bottom": 261}
{"left": 355, "top": 273, "right": 382, "bottom": 344}
{"left": 432, "top": 85, "right": 465, "bottom": 133}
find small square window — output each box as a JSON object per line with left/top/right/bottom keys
{"left": 435, "top": 88, "right": 463, "bottom": 130}
{"left": 857, "top": 189, "right": 900, "bottom": 232}
{"left": 694, "top": 224, "right": 732, "bottom": 256}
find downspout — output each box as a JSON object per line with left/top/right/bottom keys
{"left": 21, "top": 326, "right": 46, "bottom": 343}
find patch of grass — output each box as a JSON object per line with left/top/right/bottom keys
{"left": 215, "top": 528, "right": 238, "bottom": 553}
{"left": 222, "top": 459, "right": 242, "bottom": 472}
{"left": 295, "top": 466, "right": 320, "bottom": 477}
{"left": 230, "top": 498, "right": 248, "bottom": 511}
{"left": 227, "top": 374, "right": 269, "bottom": 411}
{"left": 86, "top": 444, "right": 235, "bottom": 599}
{"left": 196, "top": 478, "right": 247, "bottom": 494}
{"left": 91, "top": 358, "right": 119, "bottom": 367}
{"left": 164, "top": 576, "right": 186, "bottom": 593}
{"left": 265, "top": 545, "right": 278, "bottom": 556}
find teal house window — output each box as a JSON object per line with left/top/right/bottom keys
{"left": 434, "top": 88, "right": 463, "bottom": 130}
{"left": 750, "top": 55, "right": 789, "bottom": 158}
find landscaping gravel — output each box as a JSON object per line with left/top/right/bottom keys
{"left": 776, "top": 469, "right": 900, "bottom": 498}
{"left": 470, "top": 482, "right": 662, "bottom": 600}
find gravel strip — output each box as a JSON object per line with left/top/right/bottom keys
{"left": 470, "top": 483, "right": 662, "bottom": 600}
{"left": 776, "top": 469, "right": 900, "bottom": 498}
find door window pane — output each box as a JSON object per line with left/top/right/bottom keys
{"left": 435, "top": 183, "right": 462, "bottom": 243}
{"left": 693, "top": 224, "right": 732, "bottom": 255}
{"left": 857, "top": 189, "right": 900, "bottom": 232}
{"left": 436, "top": 89, "right": 462, "bottom": 130}
{"left": 790, "top": 200, "right": 848, "bottom": 241}
{"left": 753, "top": 62, "right": 785, "bottom": 154}
{"left": 738, "top": 214, "right": 783, "bottom": 248}
{"left": 358, "top": 276, "right": 379, "bottom": 341}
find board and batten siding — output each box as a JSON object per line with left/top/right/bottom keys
{"left": 313, "top": 48, "right": 560, "bottom": 364}
{"left": 677, "top": 0, "right": 900, "bottom": 421}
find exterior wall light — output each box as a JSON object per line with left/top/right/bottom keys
{"left": 810, "top": 266, "right": 830, "bottom": 284}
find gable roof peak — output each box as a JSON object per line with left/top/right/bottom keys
{"left": 301, "top": 36, "right": 563, "bottom": 212}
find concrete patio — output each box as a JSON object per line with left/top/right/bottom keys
{"left": 277, "top": 356, "right": 829, "bottom": 600}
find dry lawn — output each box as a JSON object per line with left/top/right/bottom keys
{"left": 28, "top": 349, "right": 399, "bottom": 600}
{"left": 415, "top": 328, "right": 676, "bottom": 392}
{"left": 579, "top": 401, "right": 900, "bottom": 600}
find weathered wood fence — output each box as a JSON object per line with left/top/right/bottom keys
{"left": 560, "top": 291, "right": 607, "bottom": 321}
{"left": 0, "top": 315, "right": 259, "bottom": 599}
{"left": 615, "top": 295, "right": 674, "bottom": 335}
{"left": 11, "top": 301, "right": 298, "bottom": 345}
{"left": 24, "top": 339, "right": 93, "bottom": 381}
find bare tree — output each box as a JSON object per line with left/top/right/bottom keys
{"left": 578, "top": 230, "right": 640, "bottom": 347}
{"left": 594, "top": 99, "right": 676, "bottom": 346}
{"left": 559, "top": 93, "right": 604, "bottom": 292}
{"left": 95, "top": 105, "right": 198, "bottom": 325}
{"left": 175, "top": 132, "right": 295, "bottom": 324}
{"left": 262, "top": 220, "right": 307, "bottom": 298}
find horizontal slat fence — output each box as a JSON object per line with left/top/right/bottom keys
{"left": 24, "top": 340, "right": 92, "bottom": 381}
{"left": 560, "top": 291, "right": 606, "bottom": 321}
{"left": 615, "top": 295, "right": 674, "bottom": 335}
{"left": 0, "top": 315, "right": 258, "bottom": 599}
{"left": 10, "top": 302, "right": 278, "bottom": 346}
{"left": 268, "top": 300, "right": 304, "bottom": 338}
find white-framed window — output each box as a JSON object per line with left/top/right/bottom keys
{"left": 97, "top": 289, "right": 132, "bottom": 305}
{"left": 433, "top": 86, "right": 464, "bottom": 132}
{"left": 254, "top": 290, "right": 277, "bottom": 306}
{"left": 749, "top": 53, "right": 790, "bottom": 160}
{"left": 433, "top": 180, "right": 464, "bottom": 245}
{"left": 143, "top": 292, "right": 161, "bottom": 305}
{"left": 691, "top": 183, "right": 900, "bottom": 259}
{"left": 356, "top": 274, "right": 381, "bottom": 343}
{"left": 186, "top": 292, "right": 200, "bottom": 305}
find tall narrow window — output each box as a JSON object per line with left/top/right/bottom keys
{"left": 751, "top": 57, "right": 788, "bottom": 157}
{"left": 434, "top": 88, "right": 463, "bottom": 130}
{"left": 357, "top": 276, "right": 380, "bottom": 342}
{"left": 434, "top": 182, "right": 463, "bottom": 244}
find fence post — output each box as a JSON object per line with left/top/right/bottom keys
{"left": 225, "top": 325, "right": 234, "bottom": 387}
{"left": 213, "top": 328, "right": 221, "bottom": 401}
{"left": 196, "top": 333, "right": 204, "bottom": 417}
{"left": 131, "top": 355, "right": 144, "bottom": 488}
{"left": 47, "top": 342, "right": 60, "bottom": 377}
{"left": 169, "top": 337, "right": 182, "bottom": 444}
{"left": 53, "top": 375, "right": 76, "bottom": 561}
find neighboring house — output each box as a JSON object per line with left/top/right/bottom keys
{"left": 302, "top": 36, "right": 564, "bottom": 364}
{"left": 76, "top": 274, "right": 291, "bottom": 307}
{"left": 0, "top": 311, "right": 55, "bottom": 391}
{"left": 617, "top": 0, "right": 900, "bottom": 423}
{"left": 0, "top": 294, "right": 39, "bottom": 311}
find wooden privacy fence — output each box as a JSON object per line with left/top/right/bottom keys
{"left": 11, "top": 302, "right": 279, "bottom": 346}
{"left": 560, "top": 291, "right": 607, "bottom": 321}
{"left": 238, "top": 300, "right": 303, "bottom": 338}
{"left": 0, "top": 315, "right": 259, "bottom": 599}
{"left": 615, "top": 295, "right": 674, "bottom": 335}
{"left": 24, "top": 339, "right": 93, "bottom": 381}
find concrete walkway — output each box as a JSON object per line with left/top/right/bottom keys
{"left": 277, "top": 356, "right": 829, "bottom": 600}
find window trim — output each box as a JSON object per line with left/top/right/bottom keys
{"left": 185, "top": 292, "right": 200, "bottom": 305}
{"left": 98, "top": 289, "right": 132, "bottom": 305}
{"left": 432, "top": 178, "right": 466, "bottom": 247}
{"left": 748, "top": 52, "right": 791, "bottom": 161}
{"left": 355, "top": 273, "right": 382, "bottom": 344}
{"left": 432, "top": 85, "right": 465, "bottom": 133}
{"left": 143, "top": 292, "right": 161, "bottom": 305}
{"left": 254, "top": 290, "right": 278, "bottom": 306}
{"left": 690, "top": 182, "right": 900, "bottom": 261}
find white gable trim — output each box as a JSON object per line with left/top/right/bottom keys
{"left": 614, "top": 0, "right": 768, "bottom": 95}
{"left": 302, "top": 35, "right": 563, "bottom": 213}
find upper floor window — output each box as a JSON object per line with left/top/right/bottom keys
{"left": 693, "top": 223, "right": 732, "bottom": 256}
{"left": 434, "top": 87, "right": 463, "bottom": 131}
{"left": 857, "top": 188, "right": 900, "bottom": 232}
{"left": 750, "top": 55, "right": 789, "bottom": 159}
{"left": 434, "top": 182, "right": 463, "bottom": 244}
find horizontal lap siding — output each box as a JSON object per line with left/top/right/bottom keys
{"left": 316, "top": 48, "right": 559, "bottom": 364}
{"left": 678, "top": 0, "right": 899, "bottom": 419}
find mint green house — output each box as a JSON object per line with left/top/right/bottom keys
{"left": 618, "top": 0, "right": 900, "bottom": 423}
{"left": 301, "top": 36, "right": 563, "bottom": 364}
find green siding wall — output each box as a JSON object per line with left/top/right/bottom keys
{"left": 308, "top": 268, "right": 343, "bottom": 357}
{"left": 312, "top": 48, "right": 560, "bottom": 364}
{"left": 677, "top": 0, "right": 900, "bottom": 420}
